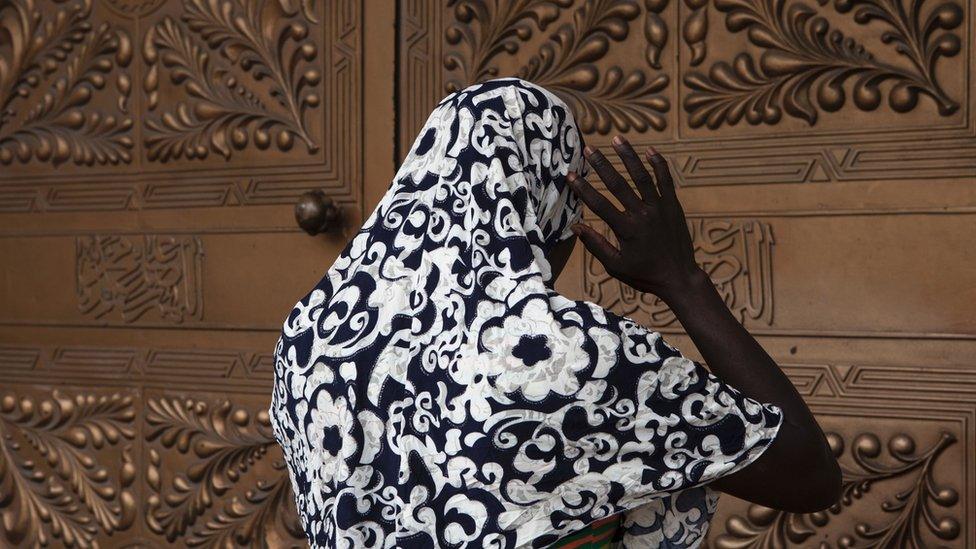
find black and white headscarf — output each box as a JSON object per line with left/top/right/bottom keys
{"left": 270, "top": 78, "right": 783, "bottom": 548}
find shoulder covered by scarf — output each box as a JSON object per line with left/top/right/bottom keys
{"left": 270, "top": 78, "right": 783, "bottom": 549}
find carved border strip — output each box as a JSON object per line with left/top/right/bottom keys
{"left": 0, "top": 172, "right": 358, "bottom": 213}
{"left": 0, "top": 345, "right": 275, "bottom": 392}
{"left": 668, "top": 138, "right": 976, "bottom": 186}
{"left": 5, "top": 345, "right": 976, "bottom": 396}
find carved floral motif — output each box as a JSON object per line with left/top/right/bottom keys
{"left": 142, "top": 0, "right": 322, "bottom": 161}
{"left": 683, "top": 0, "right": 963, "bottom": 128}
{"left": 519, "top": 0, "right": 671, "bottom": 133}
{"left": 144, "top": 396, "right": 302, "bottom": 544}
{"left": 444, "top": 0, "right": 670, "bottom": 133}
{"left": 0, "top": 0, "right": 133, "bottom": 166}
{"left": 444, "top": 0, "right": 574, "bottom": 86}
{"left": 713, "top": 431, "right": 960, "bottom": 548}
{"left": 0, "top": 389, "right": 137, "bottom": 548}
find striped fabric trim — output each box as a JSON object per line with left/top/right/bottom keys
{"left": 547, "top": 515, "right": 622, "bottom": 548}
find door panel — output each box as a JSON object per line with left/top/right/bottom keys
{"left": 398, "top": 0, "right": 974, "bottom": 547}
{"left": 3, "top": 0, "right": 974, "bottom": 546}
{"left": 0, "top": 0, "right": 370, "bottom": 546}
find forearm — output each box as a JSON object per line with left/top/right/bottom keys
{"left": 665, "top": 269, "right": 840, "bottom": 510}
{"left": 569, "top": 138, "right": 840, "bottom": 510}
{"left": 666, "top": 269, "right": 817, "bottom": 433}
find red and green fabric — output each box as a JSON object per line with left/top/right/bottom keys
{"left": 548, "top": 515, "right": 622, "bottom": 548}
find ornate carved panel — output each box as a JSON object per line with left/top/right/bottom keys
{"left": 0, "top": 0, "right": 362, "bottom": 213}
{"left": 1, "top": 0, "right": 368, "bottom": 546}
{"left": 399, "top": 0, "right": 974, "bottom": 184}
{"left": 143, "top": 391, "right": 301, "bottom": 545}
{"left": 0, "top": 0, "right": 135, "bottom": 168}
{"left": 711, "top": 422, "right": 963, "bottom": 548}
{"left": 0, "top": 385, "right": 302, "bottom": 546}
{"left": 0, "top": 386, "right": 139, "bottom": 547}
{"left": 705, "top": 360, "right": 976, "bottom": 548}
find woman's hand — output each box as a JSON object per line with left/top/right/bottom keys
{"left": 567, "top": 136, "right": 705, "bottom": 304}
{"left": 570, "top": 137, "right": 842, "bottom": 513}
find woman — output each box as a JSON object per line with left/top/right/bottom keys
{"left": 270, "top": 78, "right": 840, "bottom": 548}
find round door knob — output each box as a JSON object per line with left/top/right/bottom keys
{"left": 295, "top": 190, "right": 341, "bottom": 235}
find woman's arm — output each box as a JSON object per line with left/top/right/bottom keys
{"left": 567, "top": 136, "right": 842, "bottom": 513}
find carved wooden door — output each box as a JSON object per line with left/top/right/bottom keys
{"left": 398, "top": 0, "right": 975, "bottom": 547}
{"left": 0, "top": 0, "right": 396, "bottom": 546}
{"left": 3, "top": 0, "right": 974, "bottom": 547}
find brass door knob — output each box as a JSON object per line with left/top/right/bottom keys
{"left": 295, "top": 190, "right": 341, "bottom": 235}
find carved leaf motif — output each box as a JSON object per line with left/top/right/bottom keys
{"left": 644, "top": 0, "right": 669, "bottom": 68}
{"left": 186, "top": 463, "right": 304, "bottom": 547}
{"left": 444, "top": 0, "right": 575, "bottom": 90}
{"left": 683, "top": 0, "right": 709, "bottom": 66}
{"left": 0, "top": 389, "right": 137, "bottom": 548}
{"left": 0, "top": 0, "right": 133, "bottom": 166}
{"left": 713, "top": 432, "right": 960, "bottom": 549}
{"left": 143, "top": 0, "right": 321, "bottom": 162}
{"left": 564, "top": 67, "right": 670, "bottom": 133}
{"left": 520, "top": 0, "right": 640, "bottom": 81}
{"left": 683, "top": 0, "right": 962, "bottom": 128}
{"left": 443, "top": 0, "right": 670, "bottom": 134}
{"left": 518, "top": 0, "right": 671, "bottom": 133}
{"left": 145, "top": 396, "right": 295, "bottom": 544}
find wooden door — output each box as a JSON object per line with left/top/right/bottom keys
{"left": 398, "top": 0, "right": 975, "bottom": 547}
{"left": 0, "top": 0, "right": 394, "bottom": 546}
{"left": 3, "top": 0, "right": 974, "bottom": 547}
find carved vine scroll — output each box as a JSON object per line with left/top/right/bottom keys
{"left": 683, "top": 0, "right": 963, "bottom": 128}
{"left": 444, "top": 0, "right": 670, "bottom": 134}
{"left": 714, "top": 431, "right": 960, "bottom": 548}
{"left": 0, "top": 0, "right": 133, "bottom": 166}
{"left": 142, "top": 0, "right": 322, "bottom": 161}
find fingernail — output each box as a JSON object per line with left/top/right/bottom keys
{"left": 583, "top": 145, "right": 595, "bottom": 157}
{"left": 647, "top": 146, "right": 658, "bottom": 156}
{"left": 612, "top": 135, "right": 626, "bottom": 146}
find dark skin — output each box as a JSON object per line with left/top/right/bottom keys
{"left": 544, "top": 234, "right": 578, "bottom": 287}
{"left": 550, "top": 136, "right": 842, "bottom": 513}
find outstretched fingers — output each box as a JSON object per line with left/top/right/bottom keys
{"left": 567, "top": 172, "right": 624, "bottom": 227}
{"left": 645, "top": 147, "right": 677, "bottom": 205}
{"left": 583, "top": 146, "right": 645, "bottom": 213}
{"left": 612, "top": 136, "right": 658, "bottom": 205}
{"left": 643, "top": 147, "right": 694, "bottom": 252}
{"left": 570, "top": 223, "right": 621, "bottom": 272}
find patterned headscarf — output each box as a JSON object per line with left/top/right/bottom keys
{"left": 270, "top": 78, "right": 782, "bottom": 548}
